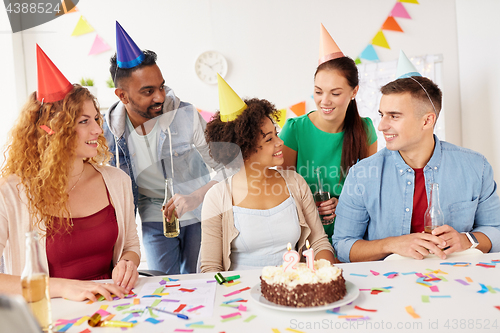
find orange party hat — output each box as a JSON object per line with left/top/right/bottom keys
{"left": 36, "top": 45, "right": 72, "bottom": 103}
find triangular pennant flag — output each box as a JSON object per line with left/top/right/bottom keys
{"left": 372, "top": 30, "right": 390, "bottom": 49}
{"left": 217, "top": 74, "right": 247, "bottom": 122}
{"left": 71, "top": 16, "right": 94, "bottom": 36}
{"left": 359, "top": 45, "right": 379, "bottom": 61}
{"left": 396, "top": 50, "right": 422, "bottom": 78}
{"left": 354, "top": 57, "right": 362, "bottom": 65}
{"left": 197, "top": 108, "right": 215, "bottom": 123}
{"left": 55, "top": 0, "right": 78, "bottom": 16}
{"left": 391, "top": 2, "right": 411, "bottom": 19}
{"left": 290, "top": 101, "right": 305, "bottom": 117}
{"left": 400, "top": 0, "right": 419, "bottom": 4}
{"left": 36, "top": 45, "right": 73, "bottom": 103}
{"left": 89, "top": 35, "right": 111, "bottom": 55}
{"left": 275, "top": 109, "right": 287, "bottom": 129}
{"left": 381, "top": 16, "right": 403, "bottom": 32}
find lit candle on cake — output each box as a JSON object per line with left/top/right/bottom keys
{"left": 282, "top": 242, "right": 299, "bottom": 272}
{"left": 303, "top": 240, "right": 315, "bottom": 271}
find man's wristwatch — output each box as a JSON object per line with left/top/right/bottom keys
{"left": 463, "top": 232, "right": 479, "bottom": 249}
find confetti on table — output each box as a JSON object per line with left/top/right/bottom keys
{"left": 54, "top": 323, "right": 73, "bottom": 332}
{"left": 239, "top": 287, "right": 251, "bottom": 292}
{"left": 387, "top": 274, "right": 398, "bottom": 279}
{"left": 326, "top": 309, "right": 347, "bottom": 315}
{"left": 492, "top": 259, "right": 500, "bottom": 262}
{"left": 121, "top": 314, "right": 134, "bottom": 322}
{"left": 161, "top": 299, "right": 180, "bottom": 302}
{"left": 74, "top": 316, "right": 89, "bottom": 326}
{"left": 455, "top": 279, "right": 469, "bottom": 286}
{"left": 477, "top": 263, "right": 496, "bottom": 268}
{"left": 402, "top": 271, "right": 417, "bottom": 275}
{"left": 465, "top": 277, "right": 473, "bottom": 283}
{"left": 477, "top": 284, "right": 489, "bottom": 294}
{"left": 174, "top": 304, "right": 187, "bottom": 313}
{"left": 495, "top": 306, "right": 500, "bottom": 311}
{"left": 415, "top": 273, "right": 425, "bottom": 278}
{"left": 188, "top": 324, "right": 215, "bottom": 329}
{"left": 383, "top": 271, "right": 398, "bottom": 276}
{"left": 238, "top": 304, "right": 247, "bottom": 311}
{"left": 487, "top": 286, "right": 497, "bottom": 294}
{"left": 244, "top": 314, "right": 256, "bottom": 322}
{"left": 437, "top": 275, "right": 448, "bottom": 282}
{"left": 371, "top": 290, "right": 383, "bottom": 295}
{"left": 354, "top": 305, "right": 377, "bottom": 312}
{"left": 79, "top": 329, "right": 91, "bottom": 333}
{"left": 221, "top": 312, "right": 241, "bottom": 319}
{"left": 223, "top": 298, "right": 244, "bottom": 304}
{"left": 174, "top": 329, "right": 193, "bottom": 332}
{"left": 430, "top": 295, "right": 451, "bottom": 298}
{"left": 165, "top": 284, "right": 182, "bottom": 288}
{"left": 370, "top": 270, "right": 380, "bottom": 276}
{"left": 133, "top": 298, "right": 140, "bottom": 305}
{"left": 86, "top": 300, "right": 94, "bottom": 304}
{"left": 346, "top": 316, "right": 370, "bottom": 321}
{"left": 430, "top": 285, "right": 439, "bottom": 292}
{"left": 223, "top": 281, "right": 241, "bottom": 287}
{"left": 350, "top": 273, "right": 368, "bottom": 277}
{"left": 220, "top": 304, "right": 239, "bottom": 308}
{"left": 421, "top": 295, "right": 430, "bottom": 303}
{"left": 153, "top": 287, "right": 164, "bottom": 294}
{"left": 187, "top": 305, "right": 204, "bottom": 312}
{"left": 272, "top": 329, "right": 281, "bottom": 333}
{"left": 186, "top": 321, "right": 204, "bottom": 327}
{"left": 103, "top": 314, "right": 115, "bottom": 321}
{"left": 286, "top": 328, "right": 305, "bottom": 333}
{"left": 206, "top": 280, "right": 216, "bottom": 283}
{"left": 151, "top": 299, "right": 162, "bottom": 307}
{"left": 159, "top": 279, "right": 166, "bottom": 285}
{"left": 179, "top": 288, "right": 195, "bottom": 293}
{"left": 360, "top": 288, "right": 371, "bottom": 291}
{"left": 223, "top": 290, "right": 241, "bottom": 297}
{"left": 145, "top": 317, "right": 164, "bottom": 324}
{"left": 99, "top": 305, "right": 109, "bottom": 311}
{"left": 95, "top": 309, "right": 110, "bottom": 317}
{"left": 405, "top": 305, "right": 420, "bottom": 319}
{"left": 221, "top": 314, "right": 241, "bottom": 322}
{"left": 142, "top": 295, "right": 161, "bottom": 298}
{"left": 338, "top": 315, "right": 365, "bottom": 319}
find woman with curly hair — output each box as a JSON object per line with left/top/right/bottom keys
{"left": 0, "top": 47, "right": 140, "bottom": 301}
{"left": 199, "top": 77, "right": 335, "bottom": 273}
{"left": 280, "top": 26, "right": 377, "bottom": 241}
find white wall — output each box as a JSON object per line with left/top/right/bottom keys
{"left": 12, "top": 0, "right": 462, "bottom": 143}
{"left": 456, "top": 0, "right": 500, "bottom": 181}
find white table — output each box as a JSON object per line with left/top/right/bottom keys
{"left": 50, "top": 251, "right": 500, "bottom": 333}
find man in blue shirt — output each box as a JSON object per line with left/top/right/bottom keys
{"left": 332, "top": 75, "right": 500, "bottom": 262}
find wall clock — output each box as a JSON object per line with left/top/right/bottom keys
{"left": 195, "top": 51, "right": 228, "bottom": 85}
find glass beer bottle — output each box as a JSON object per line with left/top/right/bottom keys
{"left": 162, "top": 178, "right": 180, "bottom": 238}
{"left": 313, "top": 168, "right": 331, "bottom": 224}
{"left": 424, "top": 183, "right": 444, "bottom": 233}
{"left": 21, "top": 230, "right": 52, "bottom": 332}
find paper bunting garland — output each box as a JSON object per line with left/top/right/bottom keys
{"left": 372, "top": 31, "right": 390, "bottom": 49}
{"left": 391, "top": 2, "right": 411, "bottom": 19}
{"left": 71, "top": 16, "right": 94, "bottom": 36}
{"left": 382, "top": 16, "right": 403, "bottom": 32}
{"left": 275, "top": 109, "right": 287, "bottom": 129}
{"left": 290, "top": 101, "right": 306, "bottom": 117}
{"left": 400, "top": 0, "right": 419, "bottom": 4}
{"left": 197, "top": 108, "right": 215, "bottom": 123}
{"left": 89, "top": 35, "right": 111, "bottom": 55}
{"left": 360, "top": 45, "right": 379, "bottom": 61}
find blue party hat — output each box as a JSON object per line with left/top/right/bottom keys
{"left": 396, "top": 50, "right": 421, "bottom": 79}
{"left": 116, "top": 21, "right": 145, "bottom": 69}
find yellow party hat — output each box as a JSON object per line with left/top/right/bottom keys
{"left": 319, "top": 23, "right": 344, "bottom": 65}
{"left": 217, "top": 74, "right": 247, "bottom": 122}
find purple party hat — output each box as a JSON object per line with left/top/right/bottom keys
{"left": 116, "top": 21, "right": 145, "bottom": 69}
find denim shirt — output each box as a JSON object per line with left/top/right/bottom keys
{"left": 103, "top": 89, "right": 226, "bottom": 221}
{"left": 333, "top": 135, "right": 500, "bottom": 263}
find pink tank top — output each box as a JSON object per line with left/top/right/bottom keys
{"left": 46, "top": 189, "right": 118, "bottom": 280}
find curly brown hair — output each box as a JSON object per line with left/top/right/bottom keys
{"left": 0, "top": 84, "right": 111, "bottom": 234}
{"left": 205, "top": 98, "right": 280, "bottom": 165}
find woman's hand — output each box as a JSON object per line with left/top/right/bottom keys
{"left": 317, "top": 197, "right": 338, "bottom": 224}
{"left": 50, "top": 278, "right": 128, "bottom": 302}
{"left": 112, "top": 259, "right": 139, "bottom": 293}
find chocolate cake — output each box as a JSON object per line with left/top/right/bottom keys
{"left": 260, "top": 259, "right": 346, "bottom": 307}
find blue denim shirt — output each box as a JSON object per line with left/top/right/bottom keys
{"left": 333, "top": 135, "right": 500, "bottom": 263}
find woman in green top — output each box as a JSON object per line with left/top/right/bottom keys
{"left": 280, "top": 56, "right": 377, "bottom": 241}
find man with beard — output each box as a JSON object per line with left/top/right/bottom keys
{"left": 103, "top": 22, "right": 225, "bottom": 274}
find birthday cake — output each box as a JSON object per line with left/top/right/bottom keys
{"left": 260, "top": 259, "right": 346, "bottom": 307}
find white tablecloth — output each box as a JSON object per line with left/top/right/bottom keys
{"left": 49, "top": 251, "right": 500, "bottom": 333}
